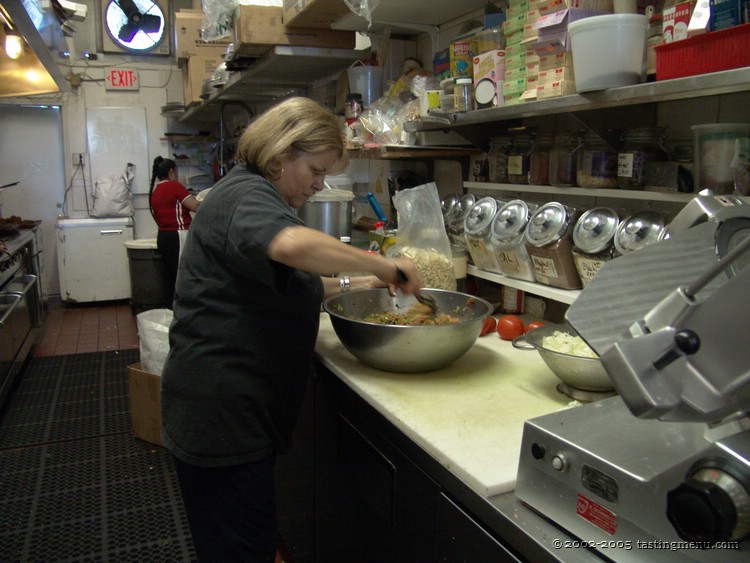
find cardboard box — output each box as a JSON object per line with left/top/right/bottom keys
{"left": 283, "top": 0, "right": 351, "bottom": 28}
{"left": 174, "top": 10, "right": 232, "bottom": 63}
{"left": 182, "top": 56, "right": 222, "bottom": 106}
{"left": 232, "top": 5, "right": 356, "bottom": 58}
{"left": 127, "top": 363, "right": 163, "bottom": 447}
{"left": 663, "top": 1, "right": 693, "bottom": 42}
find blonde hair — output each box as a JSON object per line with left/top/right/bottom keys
{"left": 236, "top": 97, "right": 348, "bottom": 179}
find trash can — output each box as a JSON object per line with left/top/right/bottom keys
{"left": 124, "top": 239, "right": 172, "bottom": 312}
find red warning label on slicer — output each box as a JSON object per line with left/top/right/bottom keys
{"left": 576, "top": 493, "right": 618, "bottom": 535}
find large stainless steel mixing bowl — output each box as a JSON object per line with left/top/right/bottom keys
{"left": 513, "top": 323, "right": 614, "bottom": 392}
{"left": 323, "top": 288, "right": 493, "bottom": 373}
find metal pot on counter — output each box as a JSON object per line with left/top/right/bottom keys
{"left": 297, "top": 187, "right": 355, "bottom": 241}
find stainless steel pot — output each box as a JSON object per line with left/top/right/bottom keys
{"left": 513, "top": 323, "right": 613, "bottom": 392}
{"left": 298, "top": 189, "right": 354, "bottom": 240}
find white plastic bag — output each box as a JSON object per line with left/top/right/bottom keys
{"left": 137, "top": 309, "right": 173, "bottom": 375}
{"left": 91, "top": 163, "right": 135, "bottom": 218}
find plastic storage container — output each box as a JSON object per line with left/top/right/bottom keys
{"left": 508, "top": 131, "right": 534, "bottom": 184}
{"left": 124, "top": 239, "right": 173, "bottom": 309}
{"left": 529, "top": 131, "right": 554, "bottom": 185}
{"left": 524, "top": 202, "right": 582, "bottom": 289}
{"left": 617, "top": 126, "right": 668, "bottom": 189}
{"left": 454, "top": 78, "right": 474, "bottom": 112}
{"left": 613, "top": 210, "right": 667, "bottom": 254}
{"left": 692, "top": 123, "right": 750, "bottom": 194}
{"left": 549, "top": 131, "right": 582, "bottom": 187}
{"left": 568, "top": 14, "right": 649, "bottom": 92}
{"left": 577, "top": 131, "right": 619, "bottom": 188}
{"left": 464, "top": 196, "right": 503, "bottom": 272}
{"left": 571, "top": 207, "right": 620, "bottom": 287}
{"left": 488, "top": 135, "right": 513, "bottom": 183}
{"left": 490, "top": 199, "right": 537, "bottom": 282}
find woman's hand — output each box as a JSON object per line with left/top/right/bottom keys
{"left": 387, "top": 258, "right": 422, "bottom": 296}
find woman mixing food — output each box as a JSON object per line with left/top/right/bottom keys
{"left": 160, "top": 97, "right": 423, "bottom": 561}
{"left": 149, "top": 156, "right": 201, "bottom": 302}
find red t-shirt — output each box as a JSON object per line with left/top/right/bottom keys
{"left": 151, "top": 180, "right": 193, "bottom": 231}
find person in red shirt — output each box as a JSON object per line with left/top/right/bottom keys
{"left": 149, "top": 157, "right": 201, "bottom": 303}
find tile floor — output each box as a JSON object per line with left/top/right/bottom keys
{"left": 34, "top": 298, "right": 140, "bottom": 357}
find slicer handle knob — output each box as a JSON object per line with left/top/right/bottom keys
{"left": 667, "top": 467, "right": 750, "bottom": 542}
{"left": 652, "top": 330, "right": 700, "bottom": 370}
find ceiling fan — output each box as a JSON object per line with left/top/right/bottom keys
{"left": 100, "top": 0, "right": 170, "bottom": 55}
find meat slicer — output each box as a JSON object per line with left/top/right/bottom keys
{"left": 516, "top": 195, "right": 750, "bottom": 561}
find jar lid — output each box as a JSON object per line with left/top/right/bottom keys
{"left": 455, "top": 78, "right": 473, "bottom": 84}
{"left": 307, "top": 188, "right": 355, "bottom": 202}
{"left": 525, "top": 202, "right": 572, "bottom": 247}
{"left": 441, "top": 193, "right": 460, "bottom": 223}
{"left": 491, "top": 199, "right": 532, "bottom": 241}
{"left": 464, "top": 197, "right": 501, "bottom": 235}
{"left": 449, "top": 193, "right": 476, "bottom": 230}
{"left": 613, "top": 210, "right": 667, "bottom": 253}
{"left": 573, "top": 207, "right": 620, "bottom": 253}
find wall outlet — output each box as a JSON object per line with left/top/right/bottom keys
{"left": 73, "top": 153, "right": 85, "bottom": 165}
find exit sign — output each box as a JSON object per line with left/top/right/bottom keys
{"left": 105, "top": 68, "right": 139, "bottom": 90}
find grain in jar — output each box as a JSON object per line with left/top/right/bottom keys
{"left": 571, "top": 207, "right": 620, "bottom": 287}
{"left": 488, "top": 135, "right": 512, "bottom": 183}
{"left": 549, "top": 130, "right": 582, "bottom": 187}
{"left": 577, "top": 131, "right": 619, "bottom": 188}
{"left": 508, "top": 131, "right": 534, "bottom": 184}
{"left": 529, "top": 131, "right": 554, "bottom": 185}
{"left": 617, "top": 126, "right": 668, "bottom": 189}
{"left": 613, "top": 210, "right": 668, "bottom": 254}
{"left": 463, "top": 197, "right": 503, "bottom": 272}
{"left": 490, "top": 199, "right": 537, "bottom": 282}
{"left": 524, "top": 202, "right": 582, "bottom": 289}
{"left": 454, "top": 78, "right": 474, "bottom": 112}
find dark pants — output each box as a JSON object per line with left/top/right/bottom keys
{"left": 156, "top": 230, "right": 180, "bottom": 304}
{"left": 172, "top": 455, "right": 278, "bottom": 563}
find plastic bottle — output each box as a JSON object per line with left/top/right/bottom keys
{"left": 454, "top": 78, "right": 474, "bottom": 112}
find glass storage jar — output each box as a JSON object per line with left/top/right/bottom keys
{"left": 571, "top": 207, "right": 620, "bottom": 287}
{"left": 549, "top": 130, "right": 582, "bottom": 187}
{"left": 577, "top": 131, "right": 619, "bottom": 189}
{"left": 488, "top": 135, "right": 512, "bottom": 183}
{"left": 490, "top": 199, "right": 537, "bottom": 282}
{"left": 528, "top": 131, "right": 554, "bottom": 185}
{"left": 508, "top": 131, "right": 534, "bottom": 184}
{"left": 464, "top": 197, "right": 503, "bottom": 272}
{"left": 447, "top": 193, "right": 475, "bottom": 249}
{"left": 524, "top": 202, "right": 582, "bottom": 289}
{"left": 617, "top": 126, "right": 668, "bottom": 189}
{"left": 613, "top": 210, "right": 668, "bottom": 254}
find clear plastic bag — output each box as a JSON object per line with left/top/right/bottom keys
{"left": 137, "top": 308, "right": 174, "bottom": 375}
{"left": 392, "top": 182, "right": 456, "bottom": 290}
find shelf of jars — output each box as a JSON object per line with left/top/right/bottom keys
{"left": 464, "top": 181, "right": 695, "bottom": 203}
{"left": 468, "top": 265, "right": 580, "bottom": 305}
{"left": 348, "top": 145, "right": 482, "bottom": 160}
{"left": 404, "top": 67, "right": 750, "bottom": 130}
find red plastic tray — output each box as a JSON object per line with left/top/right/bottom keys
{"left": 655, "top": 23, "right": 750, "bottom": 80}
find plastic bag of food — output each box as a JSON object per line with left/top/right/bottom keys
{"left": 392, "top": 182, "right": 456, "bottom": 290}
{"left": 137, "top": 309, "right": 173, "bottom": 375}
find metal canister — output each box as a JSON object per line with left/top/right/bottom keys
{"left": 613, "top": 210, "right": 667, "bottom": 254}
{"left": 441, "top": 193, "right": 460, "bottom": 227}
{"left": 571, "top": 207, "right": 620, "bottom": 287}
{"left": 524, "top": 202, "right": 582, "bottom": 289}
{"left": 490, "top": 199, "right": 537, "bottom": 282}
{"left": 447, "top": 193, "right": 475, "bottom": 250}
{"left": 464, "top": 197, "right": 503, "bottom": 272}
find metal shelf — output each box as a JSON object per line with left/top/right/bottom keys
{"left": 180, "top": 45, "right": 364, "bottom": 126}
{"left": 465, "top": 182, "right": 695, "bottom": 203}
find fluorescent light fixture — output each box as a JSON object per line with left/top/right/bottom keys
{"left": 5, "top": 30, "right": 22, "bottom": 59}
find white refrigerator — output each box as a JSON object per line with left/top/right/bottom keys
{"left": 56, "top": 217, "right": 133, "bottom": 303}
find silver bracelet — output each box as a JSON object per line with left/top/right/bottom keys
{"left": 339, "top": 276, "right": 351, "bottom": 293}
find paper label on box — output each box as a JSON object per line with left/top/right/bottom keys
{"left": 473, "top": 50, "right": 506, "bottom": 107}
{"left": 663, "top": 2, "right": 692, "bottom": 42}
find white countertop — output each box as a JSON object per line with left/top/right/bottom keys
{"left": 315, "top": 314, "right": 574, "bottom": 498}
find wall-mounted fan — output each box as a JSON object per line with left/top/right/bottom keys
{"left": 100, "top": 0, "right": 170, "bottom": 55}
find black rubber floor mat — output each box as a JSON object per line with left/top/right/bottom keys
{"left": 0, "top": 350, "right": 196, "bottom": 561}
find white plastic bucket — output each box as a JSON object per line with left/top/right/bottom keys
{"left": 347, "top": 64, "right": 384, "bottom": 107}
{"left": 568, "top": 14, "right": 649, "bottom": 93}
